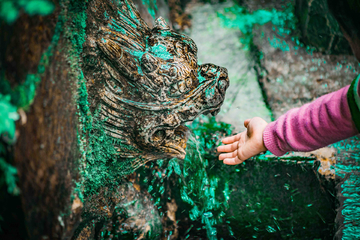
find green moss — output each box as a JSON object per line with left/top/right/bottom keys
{"left": 0, "top": 2, "right": 19, "bottom": 23}
{"left": 216, "top": 3, "right": 316, "bottom": 54}
{"left": 0, "top": 94, "right": 19, "bottom": 140}
{"left": 62, "top": 0, "right": 90, "bottom": 201}
{"left": 332, "top": 137, "right": 360, "bottom": 238}
{"left": 151, "top": 44, "right": 173, "bottom": 60}
{"left": 0, "top": 94, "right": 19, "bottom": 196}
{"left": 66, "top": 0, "right": 136, "bottom": 200}
{"left": 0, "top": 157, "right": 19, "bottom": 196}
{"left": 19, "top": 0, "right": 54, "bottom": 16}
{"left": 0, "top": 0, "right": 54, "bottom": 24}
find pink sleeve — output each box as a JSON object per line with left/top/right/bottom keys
{"left": 263, "top": 85, "right": 358, "bottom": 156}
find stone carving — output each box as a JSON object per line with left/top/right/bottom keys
{"left": 75, "top": 0, "right": 230, "bottom": 237}
{"left": 82, "top": 0, "right": 229, "bottom": 172}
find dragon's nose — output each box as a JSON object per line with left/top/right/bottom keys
{"left": 217, "top": 67, "right": 229, "bottom": 95}
{"left": 199, "top": 64, "right": 229, "bottom": 96}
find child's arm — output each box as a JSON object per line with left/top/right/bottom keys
{"left": 217, "top": 79, "right": 360, "bottom": 165}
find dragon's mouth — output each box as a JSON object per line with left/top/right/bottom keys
{"left": 153, "top": 104, "right": 223, "bottom": 160}
{"left": 154, "top": 125, "right": 188, "bottom": 159}
{"left": 160, "top": 143, "right": 187, "bottom": 159}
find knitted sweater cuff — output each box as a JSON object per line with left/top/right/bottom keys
{"left": 263, "top": 122, "right": 287, "bottom": 157}
{"left": 347, "top": 75, "right": 360, "bottom": 132}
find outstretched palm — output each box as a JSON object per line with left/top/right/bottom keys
{"left": 217, "top": 117, "right": 268, "bottom": 165}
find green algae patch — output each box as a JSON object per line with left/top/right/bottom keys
{"left": 332, "top": 137, "right": 360, "bottom": 239}
{"left": 0, "top": 94, "right": 19, "bottom": 140}
{"left": 62, "top": 0, "right": 91, "bottom": 200}
{"left": 0, "top": 73, "right": 43, "bottom": 110}
{"left": 0, "top": 0, "right": 54, "bottom": 24}
{"left": 217, "top": 6, "right": 273, "bottom": 34}
{"left": 66, "top": 0, "right": 134, "bottom": 199}
{"left": 216, "top": 3, "right": 316, "bottom": 54}
{"left": 0, "top": 157, "right": 20, "bottom": 196}
{"left": 151, "top": 44, "right": 173, "bottom": 60}
{"left": 216, "top": 4, "right": 288, "bottom": 50}
{"left": 0, "top": 94, "right": 19, "bottom": 196}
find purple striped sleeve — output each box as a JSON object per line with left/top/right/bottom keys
{"left": 263, "top": 85, "right": 358, "bottom": 156}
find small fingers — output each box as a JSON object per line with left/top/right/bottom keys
{"left": 218, "top": 150, "right": 237, "bottom": 160}
{"left": 222, "top": 133, "right": 241, "bottom": 144}
{"left": 244, "top": 119, "right": 251, "bottom": 128}
{"left": 217, "top": 141, "right": 238, "bottom": 153}
{"left": 223, "top": 156, "right": 244, "bottom": 165}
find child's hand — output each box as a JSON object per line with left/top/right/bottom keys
{"left": 217, "top": 117, "right": 268, "bottom": 165}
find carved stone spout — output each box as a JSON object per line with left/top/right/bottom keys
{"left": 72, "top": 2, "right": 230, "bottom": 236}
{"left": 83, "top": 0, "right": 229, "bottom": 171}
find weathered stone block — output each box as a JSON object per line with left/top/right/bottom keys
{"left": 295, "top": 0, "right": 352, "bottom": 54}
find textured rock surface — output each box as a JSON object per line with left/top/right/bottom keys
{"left": 252, "top": 6, "right": 360, "bottom": 119}
{"left": 295, "top": 0, "right": 352, "bottom": 54}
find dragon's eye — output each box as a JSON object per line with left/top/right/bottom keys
{"left": 151, "top": 130, "right": 166, "bottom": 143}
{"left": 218, "top": 78, "right": 228, "bottom": 94}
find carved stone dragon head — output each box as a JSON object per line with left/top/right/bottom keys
{"left": 82, "top": 0, "right": 229, "bottom": 170}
